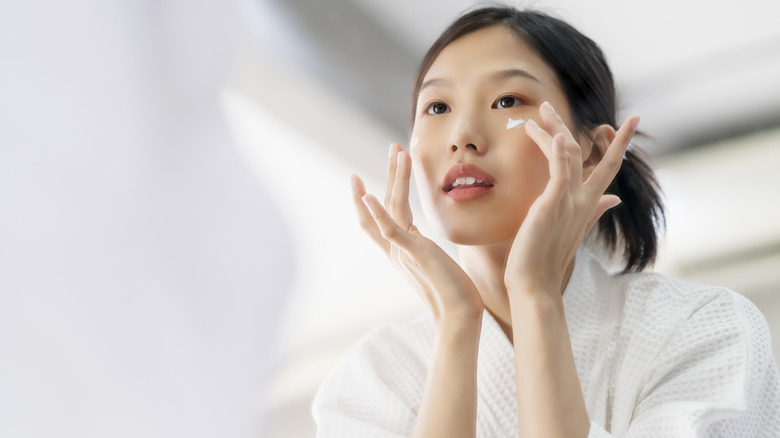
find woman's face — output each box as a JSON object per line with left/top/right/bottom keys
{"left": 410, "top": 25, "right": 580, "bottom": 246}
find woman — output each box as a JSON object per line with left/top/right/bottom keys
{"left": 312, "top": 7, "right": 780, "bottom": 437}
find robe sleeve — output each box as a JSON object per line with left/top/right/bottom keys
{"left": 588, "top": 291, "right": 780, "bottom": 437}
{"left": 311, "top": 324, "right": 426, "bottom": 438}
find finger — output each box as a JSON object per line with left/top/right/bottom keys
{"left": 537, "top": 133, "right": 571, "bottom": 206}
{"left": 539, "top": 101, "right": 576, "bottom": 142}
{"left": 384, "top": 143, "right": 402, "bottom": 207}
{"left": 539, "top": 101, "right": 583, "bottom": 185}
{"left": 585, "top": 194, "right": 622, "bottom": 231}
{"left": 389, "top": 150, "right": 414, "bottom": 228}
{"left": 524, "top": 118, "right": 554, "bottom": 160}
{"left": 351, "top": 175, "right": 391, "bottom": 254}
{"left": 362, "top": 193, "right": 419, "bottom": 252}
{"left": 585, "top": 116, "right": 639, "bottom": 196}
{"left": 550, "top": 134, "right": 571, "bottom": 195}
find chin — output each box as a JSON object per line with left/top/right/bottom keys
{"left": 421, "top": 197, "right": 525, "bottom": 246}
{"left": 441, "top": 225, "right": 516, "bottom": 247}
{"left": 426, "top": 207, "right": 525, "bottom": 247}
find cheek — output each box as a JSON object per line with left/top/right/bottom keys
{"left": 409, "top": 124, "right": 443, "bottom": 187}
{"left": 410, "top": 145, "right": 447, "bottom": 234}
{"left": 410, "top": 144, "right": 437, "bottom": 196}
{"left": 494, "top": 114, "right": 547, "bottom": 165}
{"left": 497, "top": 133, "right": 551, "bottom": 205}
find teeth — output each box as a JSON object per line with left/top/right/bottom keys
{"left": 452, "top": 176, "right": 484, "bottom": 187}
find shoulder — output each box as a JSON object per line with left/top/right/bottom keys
{"left": 606, "top": 265, "right": 747, "bottom": 329}
{"left": 612, "top": 271, "right": 780, "bottom": 432}
{"left": 584, "top": 255, "right": 776, "bottom": 388}
{"left": 617, "top": 270, "right": 770, "bottom": 347}
{"left": 613, "top": 270, "right": 773, "bottom": 372}
{"left": 311, "top": 313, "right": 434, "bottom": 433}
{"left": 582, "top": 246, "right": 769, "bottom": 356}
{"left": 330, "top": 312, "right": 435, "bottom": 380}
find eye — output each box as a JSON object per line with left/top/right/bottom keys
{"left": 425, "top": 102, "right": 450, "bottom": 115}
{"left": 493, "top": 95, "right": 523, "bottom": 109}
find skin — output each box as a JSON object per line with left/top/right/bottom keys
{"left": 351, "top": 25, "right": 639, "bottom": 438}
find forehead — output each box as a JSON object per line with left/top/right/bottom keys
{"left": 423, "top": 25, "right": 557, "bottom": 88}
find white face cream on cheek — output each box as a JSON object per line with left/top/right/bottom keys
{"left": 506, "top": 117, "right": 526, "bottom": 130}
{"left": 410, "top": 137, "right": 420, "bottom": 148}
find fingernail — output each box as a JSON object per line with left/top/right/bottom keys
{"left": 389, "top": 144, "right": 396, "bottom": 158}
{"left": 527, "top": 119, "right": 540, "bottom": 129}
{"left": 630, "top": 117, "right": 640, "bottom": 131}
{"left": 555, "top": 135, "right": 566, "bottom": 148}
{"left": 541, "top": 101, "right": 555, "bottom": 113}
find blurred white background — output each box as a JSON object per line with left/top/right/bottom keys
{"left": 1, "top": 1, "right": 779, "bottom": 437}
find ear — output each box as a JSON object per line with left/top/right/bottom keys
{"left": 582, "top": 124, "right": 616, "bottom": 181}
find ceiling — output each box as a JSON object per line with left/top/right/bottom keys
{"left": 254, "top": 0, "right": 780, "bottom": 154}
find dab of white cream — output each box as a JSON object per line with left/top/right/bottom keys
{"left": 410, "top": 137, "right": 420, "bottom": 148}
{"left": 506, "top": 117, "right": 526, "bottom": 130}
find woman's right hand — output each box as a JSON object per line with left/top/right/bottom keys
{"left": 351, "top": 143, "right": 484, "bottom": 327}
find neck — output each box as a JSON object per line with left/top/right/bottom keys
{"left": 459, "top": 242, "right": 576, "bottom": 343}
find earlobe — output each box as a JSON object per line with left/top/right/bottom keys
{"left": 582, "top": 124, "right": 616, "bottom": 179}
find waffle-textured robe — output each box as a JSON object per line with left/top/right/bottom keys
{"left": 312, "top": 248, "right": 780, "bottom": 436}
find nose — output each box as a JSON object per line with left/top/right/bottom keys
{"left": 448, "top": 108, "right": 486, "bottom": 155}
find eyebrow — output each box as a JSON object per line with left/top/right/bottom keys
{"left": 490, "top": 68, "right": 542, "bottom": 84}
{"left": 419, "top": 68, "right": 542, "bottom": 93}
{"left": 419, "top": 77, "right": 448, "bottom": 93}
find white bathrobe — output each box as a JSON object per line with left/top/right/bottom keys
{"left": 312, "top": 248, "right": 780, "bottom": 436}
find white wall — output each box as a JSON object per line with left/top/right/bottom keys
{"left": 0, "top": 1, "right": 292, "bottom": 437}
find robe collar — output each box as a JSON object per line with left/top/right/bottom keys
{"left": 474, "top": 246, "right": 614, "bottom": 435}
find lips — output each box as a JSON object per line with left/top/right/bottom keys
{"left": 442, "top": 164, "right": 495, "bottom": 191}
{"left": 442, "top": 164, "right": 495, "bottom": 201}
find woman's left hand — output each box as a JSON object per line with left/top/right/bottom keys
{"left": 503, "top": 101, "right": 639, "bottom": 297}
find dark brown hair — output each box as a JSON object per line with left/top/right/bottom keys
{"left": 411, "top": 6, "right": 665, "bottom": 272}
